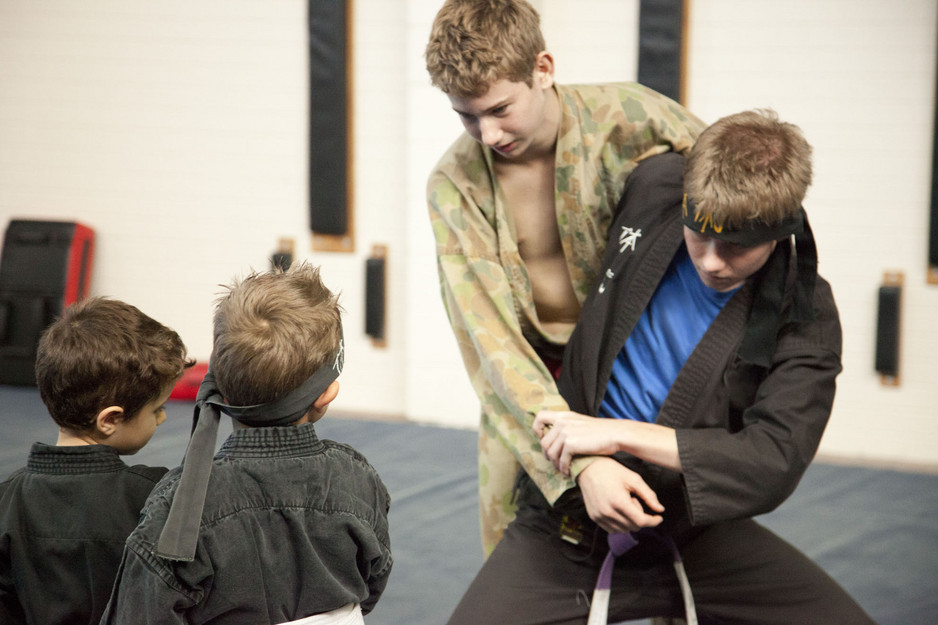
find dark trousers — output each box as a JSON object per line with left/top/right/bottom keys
{"left": 446, "top": 503, "right": 876, "bottom": 625}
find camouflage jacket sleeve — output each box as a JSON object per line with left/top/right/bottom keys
{"left": 427, "top": 136, "right": 576, "bottom": 503}
{"left": 427, "top": 85, "right": 705, "bottom": 504}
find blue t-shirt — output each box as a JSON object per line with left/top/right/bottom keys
{"left": 599, "top": 244, "right": 738, "bottom": 422}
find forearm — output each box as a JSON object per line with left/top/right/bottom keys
{"left": 614, "top": 420, "right": 682, "bottom": 473}
{"left": 535, "top": 411, "right": 681, "bottom": 476}
{"left": 438, "top": 259, "right": 576, "bottom": 501}
{"left": 430, "top": 175, "right": 579, "bottom": 502}
{"left": 482, "top": 388, "right": 576, "bottom": 503}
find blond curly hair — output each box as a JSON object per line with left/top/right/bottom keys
{"left": 425, "top": 0, "right": 545, "bottom": 97}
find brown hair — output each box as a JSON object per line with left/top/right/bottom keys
{"left": 684, "top": 109, "right": 813, "bottom": 229}
{"left": 425, "top": 0, "right": 545, "bottom": 97}
{"left": 36, "top": 297, "right": 193, "bottom": 431}
{"left": 212, "top": 263, "right": 343, "bottom": 406}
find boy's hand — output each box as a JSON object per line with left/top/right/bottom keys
{"left": 534, "top": 409, "right": 623, "bottom": 474}
{"left": 575, "top": 458, "right": 664, "bottom": 534}
{"left": 535, "top": 409, "right": 684, "bottom": 474}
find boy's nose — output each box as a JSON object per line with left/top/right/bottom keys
{"left": 700, "top": 242, "right": 727, "bottom": 273}
{"left": 480, "top": 117, "right": 503, "bottom": 146}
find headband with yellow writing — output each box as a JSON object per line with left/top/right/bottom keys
{"left": 681, "top": 193, "right": 820, "bottom": 367}
{"left": 682, "top": 193, "right": 804, "bottom": 246}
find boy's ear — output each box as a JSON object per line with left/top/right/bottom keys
{"left": 313, "top": 380, "right": 340, "bottom": 411}
{"left": 305, "top": 381, "right": 340, "bottom": 425}
{"left": 95, "top": 406, "right": 126, "bottom": 436}
{"left": 534, "top": 51, "right": 555, "bottom": 88}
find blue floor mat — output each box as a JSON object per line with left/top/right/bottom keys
{"left": 2, "top": 386, "right": 935, "bottom": 624}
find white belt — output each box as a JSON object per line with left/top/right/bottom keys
{"left": 278, "top": 604, "right": 364, "bottom": 625}
{"left": 587, "top": 532, "right": 697, "bottom": 625}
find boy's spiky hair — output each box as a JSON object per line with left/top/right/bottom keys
{"left": 212, "top": 263, "right": 343, "bottom": 406}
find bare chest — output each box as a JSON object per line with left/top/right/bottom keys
{"left": 495, "top": 157, "right": 579, "bottom": 332}
{"left": 495, "top": 157, "right": 558, "bottom": 260}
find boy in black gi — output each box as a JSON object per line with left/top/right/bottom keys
{"left": 0, "top": 297, "right": 193, "bottom": 625}
{"left": 100, "top": 263, "right": 392, "bottom": 624}
{"left": 447, "top": 110, "right": 876, "bottom": 624}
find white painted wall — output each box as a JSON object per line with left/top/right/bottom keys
{"left": 1, "top": 1, "right": 935, "bottom": 466}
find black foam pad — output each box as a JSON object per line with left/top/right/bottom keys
{"left": 309, "top": 2, "right": 349, "bottom": 236}
{"left": 638, "top": 0, "right": 684, "bottom": 102}
{"left": 874, "top": 285, "right": 901, "bottom": 377}
{"left": 365, "top": 257, "right": 385, "bottom": 340}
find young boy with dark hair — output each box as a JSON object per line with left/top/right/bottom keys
{"left": 446, "top": 110, "right": 875, "bottom": 624}
{"left": 0, "top": 297, "right": 193, "bottom": 625}
{"left": 425, "top": 0, "right": 706, "bottom": 553}
{"left": 100, "top": 263, "right": 392, "bottom": 625}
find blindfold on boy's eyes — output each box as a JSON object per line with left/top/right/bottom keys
{"left": 155, "top": 333, "right": 344, "bottom": 561}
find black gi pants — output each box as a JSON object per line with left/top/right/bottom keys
{"left": 446, "top": 486, "right": 876, "bottom": 625}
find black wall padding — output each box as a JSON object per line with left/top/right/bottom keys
{"left": 309, "top": 1, "right": 348, "bottom": 236}
{"left": 365, "top": 257, "right": 385, "bottom": 340}
{"left": 271, "top": 251, "right": 292, "bottom": 271}
{"left": 638, "top": 0, "right": 684, "bottom": 103}
{"left": 874, "top": 285, "right": 901, "bottom": 377}
{"left": 929, "top": 39, "right": 938, "bottom": 268}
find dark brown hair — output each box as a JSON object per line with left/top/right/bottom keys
{"left": 36, "top": 297, "right": 193, "bottom": 431}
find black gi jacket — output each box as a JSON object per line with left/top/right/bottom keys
{"left": 0, "top": 444, "right": 167, "bottom": 625}
{"left": 100, "top": 422, "right": 392, "bottom": 624}
{"left": 557, "top": 152, "right": 843, "bottom": 533}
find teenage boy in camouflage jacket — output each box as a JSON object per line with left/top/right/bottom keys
{"left": 425, "top": 0, "right": 705, "bottom": 553}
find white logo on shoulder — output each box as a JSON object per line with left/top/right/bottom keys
{"left": 598, "top": 226, "right": 640, "bottom": 295}
{"left": 618, "top": 226, "right": 642, "bottom": 252}
{"left": 598, "top": 268, "right": 614, "bottom": 294}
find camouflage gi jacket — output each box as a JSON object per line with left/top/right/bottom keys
{"left": 427, "top": 82, "right": 705, "bottom": 506}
